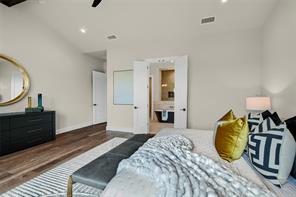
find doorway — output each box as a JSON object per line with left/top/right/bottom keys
{"left": 149, "top": 63, "right": 175, "bottom": 134}
{"left": 133, "top": 55, "right": 188, "bottom": 134}
{"left": 92, "top": 71, "right": 107, "bottom": 125}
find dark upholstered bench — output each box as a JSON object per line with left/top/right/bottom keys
{"left": 67, "top": 134, "right": 152, "bottom": 197}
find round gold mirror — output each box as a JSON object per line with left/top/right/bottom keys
{"left": 0, "top": 54, "right": 30, "bottom": 106}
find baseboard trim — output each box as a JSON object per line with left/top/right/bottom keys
{"left": 56, "top": 121, "right": 93, "bottom": 134}
{"left": 106, "top": 126, "right": 134, "bottom": 133}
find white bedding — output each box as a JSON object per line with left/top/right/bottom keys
{"left": 101, "top": 128, "right": 296, "bottom": 197}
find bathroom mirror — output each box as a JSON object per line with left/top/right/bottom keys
{"left": 0, "top": 54, "right": 30, "bottom": 106}
{"left": 161, "top": 69, "right": 175, "bottom": 101}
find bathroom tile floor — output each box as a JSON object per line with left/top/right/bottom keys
{"left": 149, "top": 120, "right": 174, "bottom": 134}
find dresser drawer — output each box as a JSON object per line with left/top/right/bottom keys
{"left": 10, "top": 123, "right": 53, "bottom": 141}
{"left": 0, "top": 130, "right": 10, "bottom": 155}
{"left": 9, "top": 123, "right": 53, "bottom": 152}
{"left": 0, "top": 119, "right": 10, "bottom": 131}
{"left": 10, "top": 113, "right": 52, "bottom": 129}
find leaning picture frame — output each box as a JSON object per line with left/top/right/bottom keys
{"left": 113, "top": 70, "right": 133, "bottom": 105}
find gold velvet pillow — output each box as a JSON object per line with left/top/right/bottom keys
{"left": 219, "top": 110, "right": 236, "bottom": 121}
{"left": 215, "top": 116, "right": 249, "bottom": 162}
{"left": 213, "top": 110, "right": 236, "bottom": 143}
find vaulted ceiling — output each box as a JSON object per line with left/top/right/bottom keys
{"left": 12, "top": 0, "right": 277, "bottom": 52}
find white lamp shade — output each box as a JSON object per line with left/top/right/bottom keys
{"left": 246, "top": 97, "right": 271, "bottom": 111}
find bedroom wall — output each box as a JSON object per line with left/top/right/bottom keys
{"left": 0, "top": 5, "right": 105, "bottom": 133}
{"left": 0, "top": 5, "right": 3, "bottom": 51}
{"left": 107, "top": 28, "right": 262, "bottom": 131}
{"left": 262, "top": 0, "right": 296, "bottom": 120}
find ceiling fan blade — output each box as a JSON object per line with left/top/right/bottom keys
{"left": 92, "top": 0, "right": 103, "bottom": 7}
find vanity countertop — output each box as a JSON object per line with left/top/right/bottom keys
{"left": 154, "top": 109, "right": 174, "bottom": 112}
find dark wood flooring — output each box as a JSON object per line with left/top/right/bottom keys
{"left": 0, "top": 123, "right": 133, "bottom": 194}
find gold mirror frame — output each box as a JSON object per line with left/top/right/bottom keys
{"left": 0, "top": 54, "right": 30, "bottom": 106}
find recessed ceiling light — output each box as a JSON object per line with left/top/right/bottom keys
{"left": 80, "top": 27, "right": 87, "bottom": 34}
{"left": 221, "top": 0, "right": 228, "bottom": 3}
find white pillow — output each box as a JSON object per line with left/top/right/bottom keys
{"left": 279, "top": 124, "right": 296, "bottom": 184}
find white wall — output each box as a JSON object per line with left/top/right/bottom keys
{"left": 107, "top": 28, "right": 262, "bottom": 131}
{"left": 91, "top": 57, "right": 106, "bottom": 73}
{"left": 0, "top": 5, "right": 3, "bottom": 51}
{"left": 0, "top": 5, "right": 104, "bottom": 133}
{"left": 262, "top": 0, "right": 296, "bottom": 120}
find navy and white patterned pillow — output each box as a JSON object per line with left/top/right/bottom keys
{"left": 248, "top": 118, "right": 296, "bottom": 186}
{"left": 248, "top": 113, "right": 263, "bottom": 132}
{"left": 252, "top": 117, "right": 276, "bottom": 133}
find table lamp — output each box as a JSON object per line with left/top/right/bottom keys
{"left": 246, "top": 97, "right": 271, "bottom": 112}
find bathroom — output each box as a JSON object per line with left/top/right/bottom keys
{"left": 149, "top": 62, "right": 175, "bottom": 134}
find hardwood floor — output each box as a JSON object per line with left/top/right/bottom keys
{"left": 0, "top": 123, "right": 133, "bottom": 194}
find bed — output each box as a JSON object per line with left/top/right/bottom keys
{"left": 101, "top": 128, "right": 296, "bottom": 197}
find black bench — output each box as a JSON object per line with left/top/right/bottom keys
{"left": 67, "top": 134, "right": 152, "bottom": 197}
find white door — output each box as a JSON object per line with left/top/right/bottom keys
{"left": 93, "top": 71, "right": 107, "bottom": 125}
{"left": 133, "top": 61, "right": 150, "bottom": 134}
{"left": 174, "top": 55, "right": 188, "bottom": 128}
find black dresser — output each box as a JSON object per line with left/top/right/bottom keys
{"left": 0, "top": 111, "right": 56, "bottom": 156}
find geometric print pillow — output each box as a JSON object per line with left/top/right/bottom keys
{"left": 248, "top": 118, "right": 296, "bottom": 186}
{"left": 252, "top": 117, "right": 277, "bottom": 133}
{"left": 248, "top": 113, "right": 264, "bottom": 132}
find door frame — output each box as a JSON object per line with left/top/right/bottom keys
{"left": 149, "top": 75, "right": 154, "bottom": 121}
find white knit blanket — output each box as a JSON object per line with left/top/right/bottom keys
{"left": 117, "top": 135, "right": 275, "bottom": 197}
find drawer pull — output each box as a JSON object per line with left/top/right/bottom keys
{"left": 28, "top": 138, "right": 42, "bottom": 144}
{"left": 29, "top": 119, "right": 43, "bottom": 122}
{"left": 27, "top": 128, "right": 42, "bottom": 133}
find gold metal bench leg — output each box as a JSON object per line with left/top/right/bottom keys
{"left": 67, "top": 176, "right": 74, "bottom": 197}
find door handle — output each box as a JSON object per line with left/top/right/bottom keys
{"left": 180, "top": 108, "right": 186, "bottom": 111}
{"left": 93, "top": 104, "right": 97, "bottom": 106}
{"left": 134, "top": 106, "right": 139, "bottom": 109}
{"left": 28, "top": 118, "right": 43, "bottom": 122}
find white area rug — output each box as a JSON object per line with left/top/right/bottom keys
{"left": 1, "top": 138, "right": 127, "bottom": 197}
